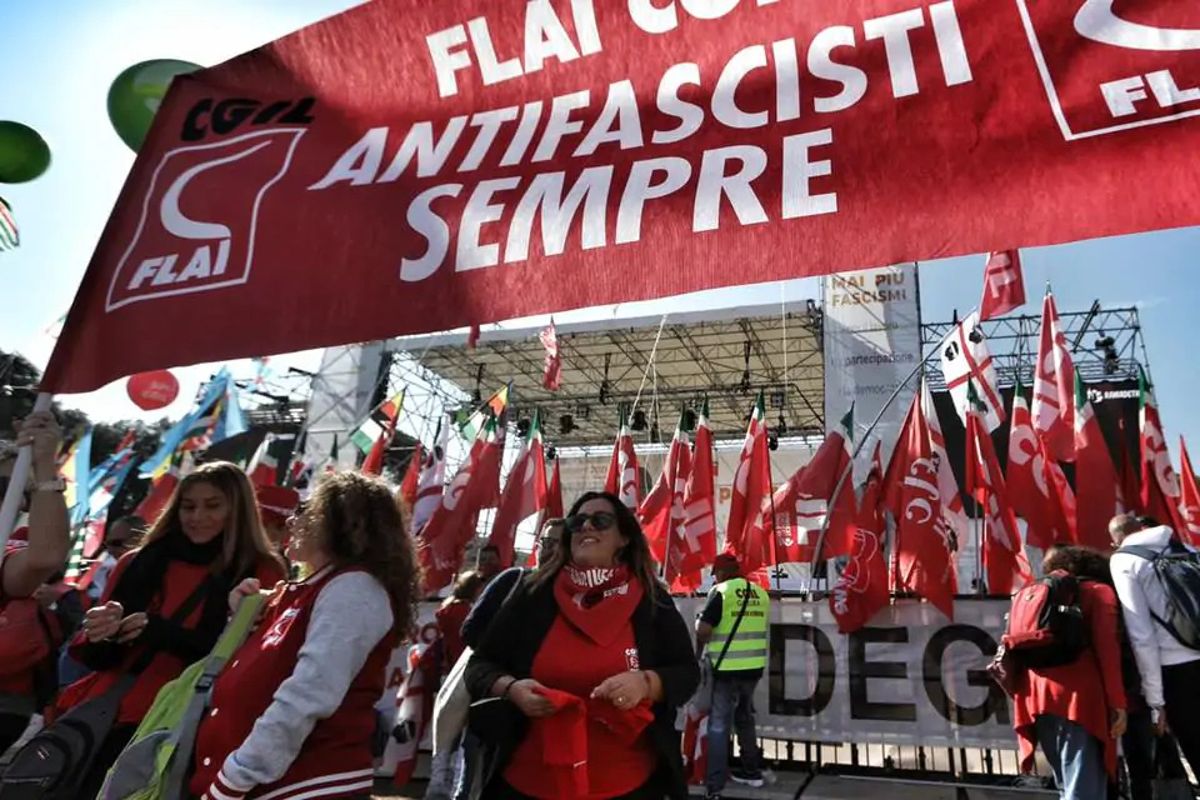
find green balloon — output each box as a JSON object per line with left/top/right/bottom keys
{"left": 0, "top": 121, "right": 51, "bottom": 183}
{"left": 107, "top": 59, "right": 202, "bottom": 152}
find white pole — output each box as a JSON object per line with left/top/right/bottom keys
{"left": 0, "top": 392, "right": 54, "bottom": 550}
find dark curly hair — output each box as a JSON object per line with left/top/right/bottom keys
{"left": 300, "top": 471, "right": 421, "bottom": 636}
{"left": 532, "top": 490, "right": 664, "bottom": 600}
{"left": 1042, "top": 545, "right": 1113, "bottom": 585}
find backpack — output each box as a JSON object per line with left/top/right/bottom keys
{"left": 1001, "top": 571, "right": 1089, "bottom": 669}
{"left": 96, "top": 593, "right": 265, "bottom": 800}
{"left": 1120, "top": 541, "right": 1200, "bottom": 651}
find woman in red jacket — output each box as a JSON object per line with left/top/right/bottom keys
{"left": 190, "top": 470, "right": 419, "bottom": 800}
{"left": 62, "top": 461, "right": 285, "bottom": 798}
{"left": 1013, "top": 546, "right": 1127, "bottom": 800}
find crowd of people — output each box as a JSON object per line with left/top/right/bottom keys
{"left": 3, "top": 410, "right": 1200, "bottom": 800}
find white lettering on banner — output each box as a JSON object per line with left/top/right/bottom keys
{"left": 389, "top": 597, "right": 1016, "bottom": 754}
{"left": 302, "top": 2, "right": 978, "bottom": 283}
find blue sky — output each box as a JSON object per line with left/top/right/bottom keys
{"left": 2, "top": 0, "right": 1199, "bottom": 457}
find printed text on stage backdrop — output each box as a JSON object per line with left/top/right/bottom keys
{"left": 43, "top": 0, "right": 1200, "bottom": 392}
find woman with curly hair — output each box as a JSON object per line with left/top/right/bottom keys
{"left": 465, "top": 491, "right": 700, "bottom": 800}
{"left": 189, "top": 471, "right": 420, "bottom": 800}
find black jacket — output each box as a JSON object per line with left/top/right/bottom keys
{"left": 465, "top": 575, "right": 700, "bottom": 799}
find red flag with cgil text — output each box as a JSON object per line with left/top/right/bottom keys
{"left": 639, "top": 410, "right": 691, "bottom": 569}
{"left": 965, "top": 383, "right": 1032, "bottom": 595}
{"left": 726, "top": 393, "right": 773, "bottom": 573}
{"left": 418, "top": 412, "right": 505, "bottom": 593}
{"left": 1139, "top": 371, "right": 1188, "bottom": 534}
{"left": 830, "top": 442, "right": 889, "bottom": 633}
{"left": 1073, "top": 376, "right": 1117, "bottom": 551}
{"left": 488, "top": 411, "right": 548, "bottom": 568}
{"left": 1007, "top": 381, "right": 1075, "bottom": 548}
{"left": 1177, "top": 437, "right": 1200, "bottom": 547}
{"left": 674, "top": 401, "right": 717, "bottom": 591}
{"left": 604, "top": 411, "right": 642, "bottom": 511}
{"left": 884, "top": 381, "right": 956, "bottom": 619}
{"left": 979, "top": 250, "right": 1026, "bottom": 320}
{"left": 1032, "top": 292, "right": 1076, "bottom": 463}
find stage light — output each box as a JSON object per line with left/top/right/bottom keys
{"left": 1094, "top": 332, "right": 1119, "bottom": 375}
{"left": 559, "top": 414, "right": 575, "bottom": 434}
{"left": 631, "top": 409, "right": 648, "bottom": 431}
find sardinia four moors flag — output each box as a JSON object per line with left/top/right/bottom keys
{"left": 940, "top": 311, "right": 1005, "bottom": 431}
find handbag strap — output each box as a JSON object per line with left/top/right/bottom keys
{"left": 712, "top": 578, "right": 753, "bottom": 672}
{"left": 127, "top": 574, "right": 218, "bottom": 676}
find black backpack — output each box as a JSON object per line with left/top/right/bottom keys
{"left": 1001, "top": 571, "right": 1090, "bottom": 669}
{"left": 1120, "top": 540, "right": 1200, "bottom": 651}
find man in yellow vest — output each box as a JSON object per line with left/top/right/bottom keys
{"left": 695, "top": 553, "right": 770, "bottom": 800}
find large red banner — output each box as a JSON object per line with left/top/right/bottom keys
{"left": 44, "top": 0, "right": 1200, "bottom": 392}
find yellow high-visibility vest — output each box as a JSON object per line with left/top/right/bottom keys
{"left": 708, "top": 577, "right": 769, "bottom": 672}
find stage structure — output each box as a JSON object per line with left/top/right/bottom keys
{"left": 298, "top": 298, "right": 1153, "bottom": 576}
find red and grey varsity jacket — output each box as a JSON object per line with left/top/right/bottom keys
{"left": 190, "top": 564, "right": 397, "bottom": 800}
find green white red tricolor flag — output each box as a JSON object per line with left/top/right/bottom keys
{"left": 488, "top": 410, "right": 548, "bottom": 568}
{"left": 1073, "top": 374, "right": 1117, "bottom": 551}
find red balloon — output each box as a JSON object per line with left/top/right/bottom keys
{"left": 127, "top": 370, "right": 179, "bottom": 411}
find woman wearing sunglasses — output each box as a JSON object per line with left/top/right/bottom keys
{"left": 465, "top": 491, "right": 699, "bottom": 799}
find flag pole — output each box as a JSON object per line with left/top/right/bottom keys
{"left": 0, "top": 392, "right": 54, "bottom": 550}
{"left": 802, "top": 349, "right": 939, "bottom": 599}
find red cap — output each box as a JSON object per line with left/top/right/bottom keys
{"left": 255, "top": 484, "right": 300, "bottom": 526}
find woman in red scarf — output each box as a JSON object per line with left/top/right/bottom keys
{"left": 465, "top": 491, "right": 699, "bottom": 800}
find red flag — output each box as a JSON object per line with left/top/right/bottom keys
{"left": 1007, "top": 385, "right": 1074, "bottom": 548}
{"left": 725, "top": 394, "right": 773, "bottom": 573}
{"left": 412, "top": 420, "right": 450, "bottom": 537}
{"left": 1074, "top": 376, "right": 1118, "bottom": 551}
{"left": 546, "top": 454, "right": 564, "bottom": 520}
{"left": 399, "top": 442, "right": 423, "bottom": 511}
{"left": 673, "top": 403, "right": 717, "bottom": 592}
{"left": 388, "top": 644, "right": 437, "bottom": 786}
{"left": 488, "top": 413, "right": 548, "bottom": 568}
{"left": 539, "top": 318, "right": 562, "bottom": 392}
{"left": 979, "top": 250, "right": 1026, "bottom": 320}
{"left": 1117, "top": 423, "right": 1142, "bottom": 516}
{"left": 39, "top": 0, "right": 1200, "bottom": 397}
{"left": 1032, "top": 292, "right": 1076, "bottom": 462}
{"left": 1139, "top": 379, "right": 1188, "bottom": 534}
{"left": 360, "top": 419, "right": 394, "bottom": 477}
{"left": 756, "top": 406, "right": 856, "bottom": 564}
{"left": 885, "top": 382, "right": 956, "bottom": 619}
{"left": 639, "top": 411, "right": 691, "bottom": 568}
{"left": 135, "top": 453, "right": 188, "bottom": 525}
{"left": 418, "top": 413, "right": 505, "bottom": 593}
{"left": 1177, "top": 437, "right": 1200, "bottom": 546}
{"left": 830, "top": 442, "right": 890, "bottom": 633}
{"left": 246, "top": 433, "right": 279, "bottom": 487}
{"left": 604, "top": 413, "right": 642, "bottom": 510}
{"left": 964, "top": 384, "right": 1032, "bottom": 595}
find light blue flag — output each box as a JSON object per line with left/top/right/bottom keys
{"left": 139, "top": 370, "right": 231, "bottom": 478}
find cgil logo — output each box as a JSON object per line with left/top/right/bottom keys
{"left": 181, "top": 96, "right": 315, "bottom": 142}
{"left": 1016, "top": 0, "right": 1200, "bottom": 139}
{"left": 105, "top": 128, "right": 306, "bottom": 312}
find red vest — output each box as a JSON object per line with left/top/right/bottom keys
{"left": 190, "top": 566, "right": 396, "bottom": 799}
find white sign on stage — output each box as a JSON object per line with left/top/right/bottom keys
{"left": 822, "top": 264, "right": 922, "bottom": 478}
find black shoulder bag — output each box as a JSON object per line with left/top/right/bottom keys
{"left": 0, "top": 576, "right": 215, "bottom": 800}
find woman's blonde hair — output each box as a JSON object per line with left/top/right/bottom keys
{"left": 143, "top": 460, "right": 282, "bottom": 578}
{"left": 300, "top": 471, "right": 420, "bottom": 636}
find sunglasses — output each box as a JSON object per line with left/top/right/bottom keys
{"left": 565, "top": 511, "right": 617, "bottom": 533}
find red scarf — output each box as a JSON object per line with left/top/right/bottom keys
{"left": 553, "top": 565, "right": 644, "bottom": 645}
